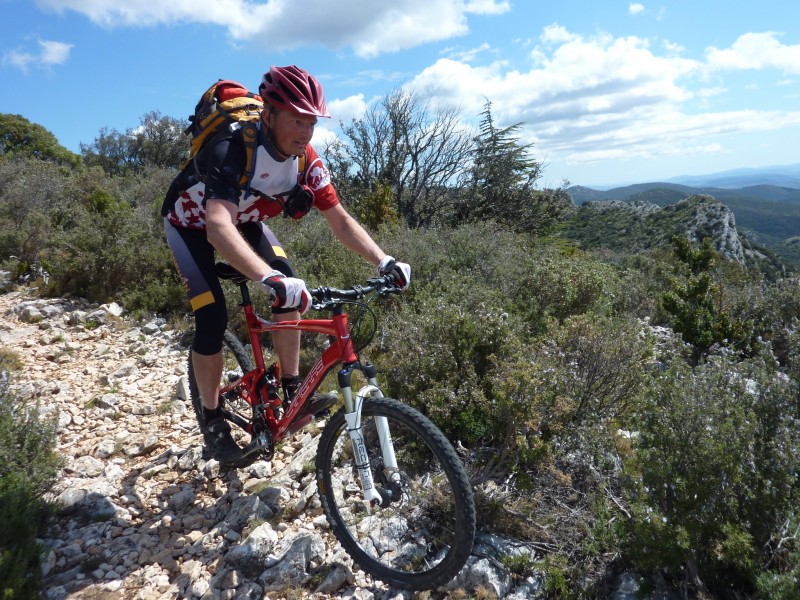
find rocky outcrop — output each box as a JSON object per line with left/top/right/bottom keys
{"left": 666, "top": 195, "right": 744, "bottom": 262}
{"left": 577, "top": 194, "right": 746, "bottom": 263}
{"left": 1, "top": 290, "right": 550, "bottom": 600}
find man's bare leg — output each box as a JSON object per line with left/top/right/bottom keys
{"left": 271, "top": 310, "right": 301, "bottom": 377}
{"left": 192, "top": 309, "right": 300, "bottom": 407}
{"left": 192, "top": 350, "right": 223, "bottom": 410}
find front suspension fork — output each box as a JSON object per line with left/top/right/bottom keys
{"left": 339, "top": 363, "right": 399, "bottom": 507}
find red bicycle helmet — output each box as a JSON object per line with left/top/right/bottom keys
{"left": 259, "top": 65, "right": 330, "bottom": 118}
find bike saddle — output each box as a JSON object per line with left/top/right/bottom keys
{"left": 215, "top": 262, "right": 249, "bottom": 285}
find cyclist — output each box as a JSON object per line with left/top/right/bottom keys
{"left": 162, "top": 65, "right": 411, "bottom": 463}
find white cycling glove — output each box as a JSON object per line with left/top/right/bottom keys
{"left": 377, "top": 256, "right": 411, "bottom": 290}
{"left": 259, "top": 270, "right": 312, "bottom": 315}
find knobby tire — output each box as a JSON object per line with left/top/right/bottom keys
{"left": 316, "top": 397, "right": 476, "bottom": 590}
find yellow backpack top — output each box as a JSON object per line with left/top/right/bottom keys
{"left": 181, "top": 79, "right": 305, "bottom": 190}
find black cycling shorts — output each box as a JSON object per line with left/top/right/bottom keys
{"left": 164, "top": 219, "right": 296, "bottom": 355}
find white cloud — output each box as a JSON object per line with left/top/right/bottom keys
{"left": 697, "top": 86, "right": 727, "bottom": 98}
{"left": 464, "top": 0, "right": 511, "bottom": 15}
{"left": 539, "top": 23, "right": 580, "bottom": 45}
{"left": 311, "top": 126, "right": 338, "bottom": 150}
{"left": 34, "top": 0, "right": 501, "bottom": 58}
{"left": 706, "top": 32, "right": 800, "bottom": 75}
{"left": 662, "top": 40, "right": 685, "bottom": 54}
{"left": 405, "top": 26, "right": 800, "bottom": 167}
{"left": 628, "top": 3, "right": 645, "bottom": 15}
{"left": 2, "top": 50, "right": 35, "bottom": 73}
{"left": 38, "top": 40, "right": 73, "bottom": 66}
{"left": 328, "top": 94, "right": 370, "bottom": 123}
{"left": 443, "top": 42, "right": 494, "bottom": 63}
{"left": 413, "top": 29, "right": 698, "bottom": 121}
{"left": 2, "top": 39, "right": 73, "bottom": 72}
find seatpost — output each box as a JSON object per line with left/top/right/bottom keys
{"left": 239, "top": 282, "right": 252, "bottom": 307}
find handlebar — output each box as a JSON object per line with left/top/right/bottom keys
{"left": 213, "top": 262, "right": 401, "bottom": 310}
{"left": 310, "top": 275, "right": 401, "bottom": 308}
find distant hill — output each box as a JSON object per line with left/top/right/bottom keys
{"left": 564, "top": 176, "right": 800, "bottom": 271}
{"left": 667, "top": 163, "right": 800, "bottom": 188}
{"left": 567, "top": 183, "right": 800, "bottom": 206}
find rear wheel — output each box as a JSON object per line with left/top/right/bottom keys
{"left": 188, "top": 329, "right": 253, "bottom": 432}
{"left": 316, "top": 397, "right": 475, "bottom": 590}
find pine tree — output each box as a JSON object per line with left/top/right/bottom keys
{"left": 452, "top": 100, "right": 571, "bottom": 233}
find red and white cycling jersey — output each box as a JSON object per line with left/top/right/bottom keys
{"left": 164, "top": 142, "right": 338, "bottom": 229}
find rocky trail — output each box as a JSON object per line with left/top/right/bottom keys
{"left": 0, "top": 289, "right": 543, "bottom": 600}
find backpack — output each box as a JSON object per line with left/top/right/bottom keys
{"left": 181, "top": 79, "right": 306, "bottom": 191}
{"left": 181, "top": 79, "right": 263, "bottom": 188}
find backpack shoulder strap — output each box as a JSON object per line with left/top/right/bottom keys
{"left": 239, "top": 121, "right": 260, "bottom": 191}
{"left": 187, "top": 121, "right": 259, "bottom": 188}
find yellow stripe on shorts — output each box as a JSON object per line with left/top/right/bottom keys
{"left": 273, "top": 246, "right": 287, "bottom": 258}
{"left": 190, "top": 291, "right": 215, "bottom": 311}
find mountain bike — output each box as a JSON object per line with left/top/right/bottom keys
{"left": 186, "top": 262, "right": 476, "bottom": 590}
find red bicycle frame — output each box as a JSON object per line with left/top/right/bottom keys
{"left": 235, "top": 301, "right": 359, "bottom": 441}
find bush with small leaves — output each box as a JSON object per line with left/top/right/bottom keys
{"left": 658, "top": 236, "right": 750, "bottom": 359}
{"left": 0, "top": 377, "right": 61, "bottom": 600}
{"left": 624, "top": 353, "right": 800, "bottom": 595}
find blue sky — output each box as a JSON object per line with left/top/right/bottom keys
{"left": 2, "top": 0, "right": 799, "bottom": 188}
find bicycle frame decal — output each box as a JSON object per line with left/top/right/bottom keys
{"left": 295, "top": 356, "right": 326, "bottom": 402}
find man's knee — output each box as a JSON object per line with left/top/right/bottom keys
{"left": 192, "top": 302, "right": 228, "bottom": 355}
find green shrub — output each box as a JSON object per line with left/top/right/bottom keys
{"left": 625, "top": 353, "right": 800, "bottom": 595}
{"left": 748, "top": 277, "right": 800, "bottom": 367}
{"left": 0, "top": 349, "right": 22, "bottom": 372}
{"left": 0, "top": 157, "right": 70, "bottom": 267}
{"left": 658, "top": 236, "right": 749, "bottom": 359}
{"left": 376, "top": 271, "right": 519, "bottom": 447}
{"left": 531, "top": 315, "right": 651, "bottom": 436}
{"left": 269, "top": 213, "right": 376, "bottom": 288}
{"left": 43, "top": 186, "right": 184, "bottom": 314}
{"left": 0, "top": 378, "right": 61, "bottom": 599}
{"left": 524, "top": 248, "right": 620, "bottom": 324}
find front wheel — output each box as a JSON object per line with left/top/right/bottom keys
{"left": 316, "top": 397, "right": 476, "bottom": 590}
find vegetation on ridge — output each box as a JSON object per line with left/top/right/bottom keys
{"left": 1, "top": 98, "right": 800, "bottom": 598}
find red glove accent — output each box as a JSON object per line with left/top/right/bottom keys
{"left": 259, "top": 272, "right": 311, "bottom": 314}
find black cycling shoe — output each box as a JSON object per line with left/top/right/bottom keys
{"left": 299, "top": 392, "right": 339, "bottom": 418}
{"left": 203, "top": 417, "right": 243, "bottom": 464}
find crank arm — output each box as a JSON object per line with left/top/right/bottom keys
{"left": 240, "top": 431, "right": 273, "bottom": 458}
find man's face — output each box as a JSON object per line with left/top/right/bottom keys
{"left": 267, "top": 108, "right": 317, "bottom": 157}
